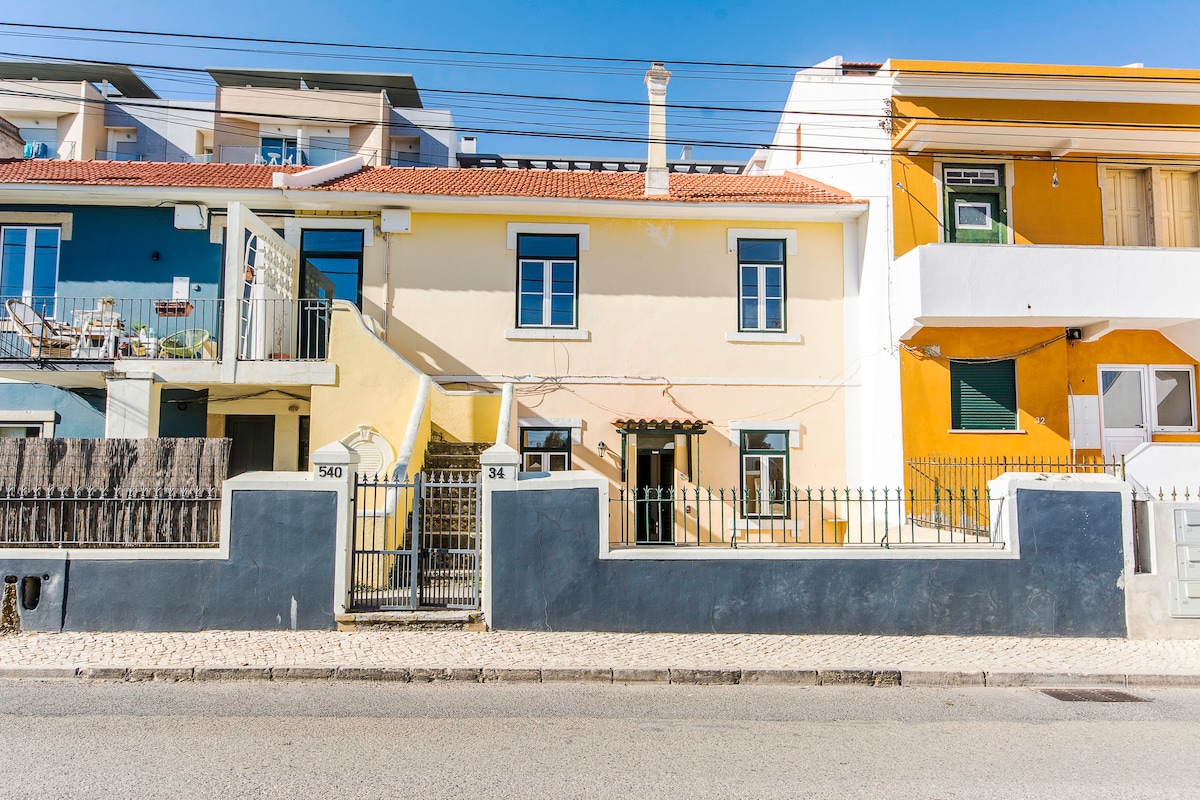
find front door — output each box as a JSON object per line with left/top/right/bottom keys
{"left": 635, "top": 436, "right": 675, "bottom": 545}
{"left": 226, "top": 414, "right": 276, "bottom": 476}
{"left": 947, "top": 192, "right": 1006, "bottom": 243}
{"left": 1099, "top": 366, "right": 1151, "bottom": 459}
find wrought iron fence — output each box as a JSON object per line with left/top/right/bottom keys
{"left": 610, "top": 485, "right": 1000, "bottom": 548}
{"left": 0, "top": 296, "right": 222, "bottom": 361}
{"left": 907, "top": 455, "right": 1124, "bottom": 533}
{"left": 238, "top": 298, "right": 331, "bottom": 361}
{"left": 0, "top": 486, "right": 221, "bottom": 548}
{"left": 350, "top": 471, "right": 481, "bottom": 611}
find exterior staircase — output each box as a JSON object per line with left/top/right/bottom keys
{"left": 418, "top": 438, "right": 488, "bottom": 571}
{"left": 422, "top": 439, "right": 491, "bottom": 479}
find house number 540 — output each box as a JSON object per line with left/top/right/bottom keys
{"left": 487, "top": 467, "right": 505, "bottom": 479}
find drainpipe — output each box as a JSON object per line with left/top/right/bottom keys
{"left": 644, "top": 62, "right": 671, "bottom": 197}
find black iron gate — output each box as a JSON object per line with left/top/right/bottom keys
{"left": 349, "top": 471, "right": 481, "bottom": 611}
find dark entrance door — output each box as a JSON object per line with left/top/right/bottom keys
{"left": 635, "top": 436, "right": 675, "bottom": 545}
{"left": 226, "top": 415, "right": 275, "bottom": 476}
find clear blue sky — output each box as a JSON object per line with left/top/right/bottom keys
{"left": 2, "top": 0, "right": 1198, "bottom": 161}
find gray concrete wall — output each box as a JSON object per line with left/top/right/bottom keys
{"left": 0, "top": 489, "right": 337, "bottom": 632}
{"left": 489, "top": 487, "right": 1127, "bottom": 636}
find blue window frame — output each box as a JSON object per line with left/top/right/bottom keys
{"left": 260, "top": 137, "right": 299, "bottom": 165}
{"left": 517, "top": 234, "right": 578, "bottom": 328}
{"left": 1, "top": 226, "right": 60, "bottom": 318}
{"left": 738, "top": 239, "right": 786, "bottom": 332}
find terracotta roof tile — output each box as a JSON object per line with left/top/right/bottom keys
{"left": 0, "top": 160, "right": 856, "bottom": 204}
{"left": 0, "top": 159, "right": 302, "bottom": 188}
{"left": 314, "top": 167, "right": 856, "bottom": 204}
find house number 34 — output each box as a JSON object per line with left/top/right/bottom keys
{"left": 487, "top": 467, "right": 505, "bottom": 479}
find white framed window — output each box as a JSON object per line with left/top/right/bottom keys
{"left": 740, "top": 430, "right": 789, "bottom": 518}
{"left": 0, "top": 410, "right": 55, "bottom": 438}
{"left": 1151, "top": 365, "right": 1197, "bottom": 432}
{"left": 737, "top": 239, "right": 786, "bottom": 332}
{"left": 517, "top": 234, "right": 578, "bottom": 329}
{"left": 943, "top": 167, "right": 1001, "bottom": 187}
{"left": 520, "top": 427, "right": 572, "bottom": 471}
{"left": 954, "top": 201, "right": 993, "bottom": 230}
{"left": 0, "top": 226, "right": 61, "bottom": 317}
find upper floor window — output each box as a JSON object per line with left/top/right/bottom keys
{"left": 737, "top": 239, "right": 786, "bottom": 332}
{"left": 301, "top": 230, "right": 364, "bottom": 308}
{"left": 943, "top": 164, "right": 1007, "bottom": 244}
{"left": 1, "top": 226, "right": 60, "bottom": 317}
{"left": 740, "top": 430, "right": 789, "bottom": 517}
{"left": 520, "top": 427, "right": 572, "bottom": 471}
{"left": 1105, "top": 168, "right": 1199, "bottom": 248}
{"left": 517, "top": 234, "right": 578, "bottom": 329}
{"left": 260, "top": 137, "right": 299, "bottom": 165}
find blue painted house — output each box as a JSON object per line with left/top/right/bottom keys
{"left": 0, "top": 159, "right": 341, "bottom": 473}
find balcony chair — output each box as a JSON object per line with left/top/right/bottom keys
{"left": 5, "top": 299, "right": 79, "bottom": 358}
{"left": 158, "top": 328, "right": 211, "bottom": 359}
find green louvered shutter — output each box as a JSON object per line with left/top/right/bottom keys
{"left": 951, "top": 360, "right": 1017, "bottom": 430}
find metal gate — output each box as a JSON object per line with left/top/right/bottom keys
{"left": 349, "top": 471, "right": 481, "bottom": 611}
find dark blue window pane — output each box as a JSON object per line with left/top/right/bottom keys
{"left": 517, "top": 234, "right": 578, "bottom": 259}
{"left": 31, "top": 229, "right": 58, "bottom": 298}
{"left": 738, "top": 239, "right": 785, "bottom": 263}
{"left": 520, "top": 262, "right": 544, "bottom": 294}
{"left": 519, "top": 296, "right": 543, "bottom": 326}
{"left": 304, "top": 257, "right": 360, "bottom": 302}
{"left": 741, "top": 266, "right": 757, "bottom": 296}
{"left": 550, "top": 295, "right": 574, "bottom": 326}
{"left": 551, "top": 262, "right": 574, "bottom": 293}
{"left": 742, "top": 431, "right": 788, "bottom": 452}
{"left": 1, "top": 229, "right": 26, "bottom": 297}
{"left": 741, "top": 299, "right": 758, "bottom": 329}
{"left": 302, "top": 230, "right": 363, "bottom": 253}
{"left": 764, "top": 299, "right": 783, "bottom": 330}
{"left": 522, "top": 428, "right": 570, "bottom": 449}
{"left": 764, "top": 266, "right": 783, "bottom": 296}
{"left": 260, "top": 137, "right": 298, "bottom": 165}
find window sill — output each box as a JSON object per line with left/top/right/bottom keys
{"left": 948, "top": 429, "right": 1026, "bottom": 434}
{"left": 505, "top": 328, "right": 591, "bottom": 341}
{"left": 725, "top": 332, "right": 803, "bottom": 344}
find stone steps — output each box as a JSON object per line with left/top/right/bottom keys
{"left": 335, "top": 610, "right": 486, "bottom": 632}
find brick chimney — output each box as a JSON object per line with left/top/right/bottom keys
{"left": 644, "top": 62, "right": 671, "bottom": 196}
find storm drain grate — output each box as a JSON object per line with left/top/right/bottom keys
{"left": 1039, "top": 688, "right": 1148, "bottom": 703}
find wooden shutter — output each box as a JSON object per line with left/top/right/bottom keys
{"left": 1105, "top": 169, "right": 1149, "bottom": 246}
{"left": 951, "top": 360, "right": 1018, "bottom": 430}
{"left": 1161, "top": 171, "right": 1199, "bottom": 248}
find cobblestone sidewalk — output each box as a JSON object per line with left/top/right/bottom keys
{"left": 1, "top": 630, "right": 1199, "bottom": 680}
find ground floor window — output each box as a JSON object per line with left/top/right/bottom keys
{"left": 1152, "top": 366, "right": 1196, "bottom": 431}
{"left": 521, "top": 427, "right": 572, "bottom": 471}
{"left": 740, "top": 430, "right": 788, "bottom": 517}
{"left": 950, "top": 359, "right": 1017, "bottom": 431}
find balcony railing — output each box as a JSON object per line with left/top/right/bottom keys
{"left": 94, "top": 150, "right": 145, "bottom": 162}
{"left": 0, "top": 296, "right": 222, "bottom": 361}
{"left": 610, "top": 485, "right": 1003, "bottom": 548}
{"left": 218, "top": 145, "right": 378, "bottom": 166}
{"left": 238, "top": 297, "right": 331, "bottom": 361}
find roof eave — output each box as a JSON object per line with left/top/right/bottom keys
{"left": 283, "top": 189, "right": 867, "bottom": 220}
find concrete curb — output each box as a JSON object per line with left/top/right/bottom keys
{"left": 1, "top": 665, "right": 1198, "bottom": 687}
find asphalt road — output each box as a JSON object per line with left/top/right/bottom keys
{"left": 0, "top": 681, "right": 1197, "bottom": 799}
